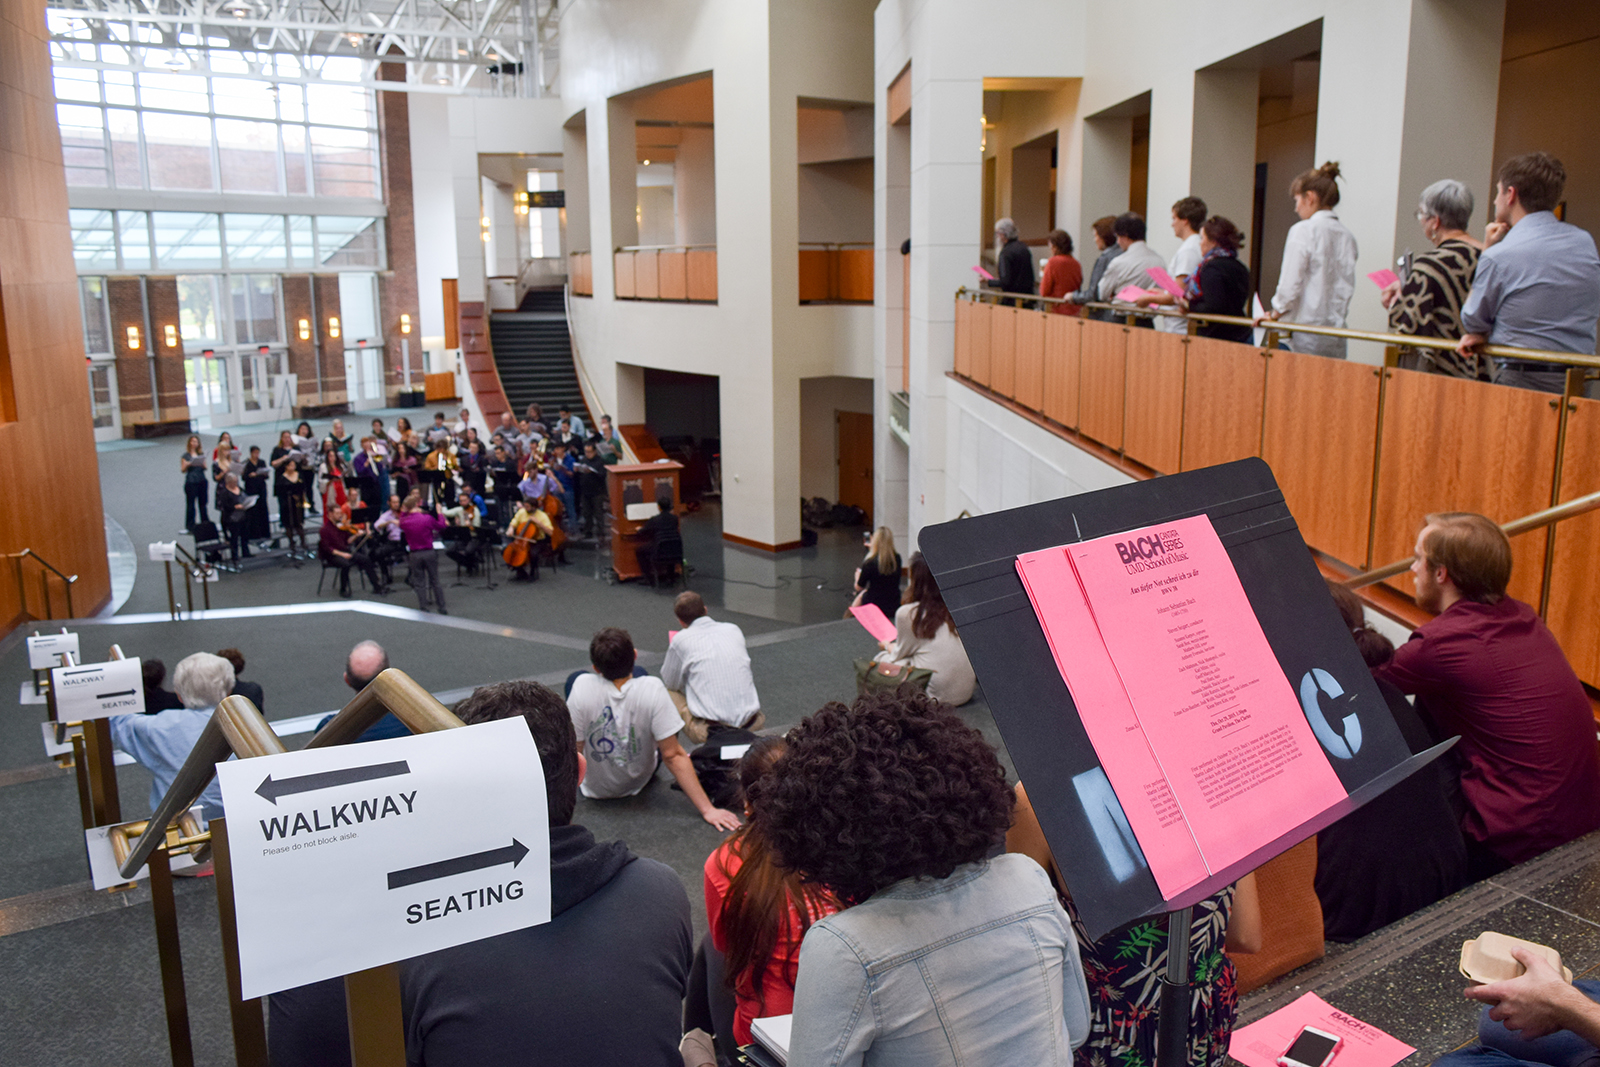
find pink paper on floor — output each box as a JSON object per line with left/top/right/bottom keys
{"left": 1368, "top": 269, "right": 1400, "bottom": 289}
{"left": 1229, "top": 992, "right": 1415, "bottom": 1067}
{"left": 1115, "top": 285, "right": 1150, "bottom": 303}
{"left": 850, "top": 603, "right": 899, "bottom": 644}
{"left": 1146, "top": 266, "right": 1184, "bottom": 298}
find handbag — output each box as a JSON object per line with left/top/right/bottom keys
{"left": 854, "top": 657, "right": 933, "bottom": 696}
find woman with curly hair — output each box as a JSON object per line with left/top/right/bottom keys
{"left": 751, "top": 689, "right": 1090, "bottom": 1064}
{"left": 705, "top": 737, "right": 839, "bottom": 1050}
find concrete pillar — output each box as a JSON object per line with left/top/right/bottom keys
{"left": 377, "top": 57, "right": 421, "bottom": 401}
{"left": 875, "top": 115, "right": 911, "bottom": 545}
{"left": 606, "top": 96, "right": 639, "bottom": 249}
{"left": 1081, "top": 113, "right": 1133, "bottom": 224}
{"left": 448, "top": 97, "right": 486, "bottom": 304}
{"left": 563, "top": 118, "right": 591, "bottom": 254}
{"left": 674, "top": 126, "right": 717, "bottom": 246}
{"left": 1190, "top": 68, "right": 1261, "bottom": 233}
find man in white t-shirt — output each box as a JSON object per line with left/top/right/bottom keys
{"left": 1153, "top": 196, "right": 1206, "bottom": 333}
{"left": 567, "top": 627, "right": 742, "bottom": 831}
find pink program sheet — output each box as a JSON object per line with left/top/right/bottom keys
{"left": 1017, "top": 514, "right": 1346, "bottom": 895}
{"left": 1229, "top": 993, "right": 1414, "bottom": 1067}
{"left": 850, "top": 603, "right": 899, "bottom": 644}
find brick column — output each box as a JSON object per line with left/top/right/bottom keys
{"left": 108, "top": 277, "right": 152, "bottom": 425}
{"left": 146, "top": 277, "right": 187, "bottom": 420}
{"left": 282, "top": 274, "right": 319, "bottom": 404}
{"left": 377, "top": 52, "right": 421, "bottom": 404}
{"left": 313, "top": 274, "right": 345, "bottom": 406}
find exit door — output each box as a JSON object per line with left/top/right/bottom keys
{"left": 837, "top": 411, "right": 874, "bottom": 525}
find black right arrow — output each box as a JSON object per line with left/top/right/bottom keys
{"left": 96, "top": 689, "right": 138, "bottom": 699}
{"left": 256, "top": 760, "right": 411, "bottom": 804}
{"left": 387, "top": 839, "right": 530, "bottom": 890}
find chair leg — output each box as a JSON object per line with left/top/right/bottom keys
{"left": 316, "top": 564, "right": 325, "bottom": 596}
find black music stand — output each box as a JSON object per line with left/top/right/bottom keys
{"left": 919, "top": 458, "right": 1453, "bottom": 1067}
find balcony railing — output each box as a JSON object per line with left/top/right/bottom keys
{"left": 950, "top": 287, "right": 1600, "bottom": 690}
{"left": 799, "top": 242, "right": 873, "bottom": 304}
{"left": 614, "top": 244, "right": 717, "bottom": 303}
{"left": 569, "top": 251, "right": 593, "bottom": 297}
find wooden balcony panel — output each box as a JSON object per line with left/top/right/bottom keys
{"left": 837, "top": 249, "right": 874, "bottom": 302}
{"left": 990, "top": 305, "right": 1017, "bottom": 400}
{"left": 687, "top": 250, "right": 717, "bottom": 301}
{"left": 1181, "top": 337, "right": 1266, "bottom": 472}
{"left": 1372, "top": 368, "right": 1559, "bottom": 608}
{"left": 798, "top": 250, "right": 831, "bottom": 303}
{"left": 1546, "top": 396, "right": 1600, "bottom": 688}
{"left": 1013, "top": 307, "right": 1046, "bottom": 412}
{"left": 1121, "top": 328, "right": 1186, "bottom": 475}
{"left": 954, "top": 298, "right": 972, "bottom": 379}
{"left": 614, "top": 251, "right": 636, "bottom": 299}
{"left": 1261, "top": 350, "right": 1380, "bottom": 569}
{"left": 1042, "top": 313, "right": 1081, "bottom": 429}
{"left": 658, "top": 251, "right": 687, "bottom": 300}
{"left": 1078, "top": 319, "right": 1127, "bottom": 451}
{"left": 969, "top": 301, "right": 993, "bottom": 389}
{"left": 635, "top": 250, "right": 660, "bottom": 300}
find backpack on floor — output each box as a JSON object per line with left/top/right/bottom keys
{"left": 688, "top": 724, "right": 760, "bottom": 810}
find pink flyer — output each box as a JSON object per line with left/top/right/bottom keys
{"left": 1146, "top": 266, "right": 1184, "bottom": 298}
{"left": 1229, "top": 993, "right": 1415, "bottom": 1067}
{"left": 1115, "top": 285, "right": 1150, "bottom": 303}
{"left": 849, "top": 603, "right": 899, "bottom": 645}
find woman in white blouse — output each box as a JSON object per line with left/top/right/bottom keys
{"left": 873, "top": 552, "right": 977, "bottom": 705}
{"left": 1263, "top": 161, "right": 1359, "bottom": 359}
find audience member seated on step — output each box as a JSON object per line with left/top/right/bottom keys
{"left": 269, "top": 679, "right": 695, "bottom": 1067}
{"left": 594, "top": 414, "right": 621, "bottom": 461}
{"left": 1315, "top": 582, "right": 1467, "bottom": 942}
{"left": 140, "top": 658, "right": 184, "bottom": 715}
{"left": 853, "top": 525, "right": 903, "bottom": 624}
{"left": 702, "top": 737, "right": 840, "bottom": 1050}
{"left": 214, "top": 647, "right": 265, "bottom": 712}
{"left": 1008, "top": 782, "right": 1260, "bottom": 1067}
{"left": 111, "top": 652, "right": 230, "bottom": 823}
{"left": 871, "top": 551, "right": 976, "bottom": 705}
{"left": 567, "top": 628, "right": 742, "bottom": 831}
{"left": 753, "top": 689, "right": 1091, "bottom": 1064}
{"left": 318, "top": 503, "right": 387, "bottom": 598}
{"left": 1429, "top": 945, "right": 1600, "bottom": 1067}
{"left": 661, "top": 592, "right": 764, "bottom": 744}
{"left": 314, "top": 641, "right": 407, "bottom": 743}
{"left": 634, "top": 493, "right": 681, "bottom": 579}
{"left": 1376, "top": 512, "right": 1600, "bottom": 879}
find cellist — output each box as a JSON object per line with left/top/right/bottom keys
{"left": 502, "top": 496, "right": 555, "bottom": 581}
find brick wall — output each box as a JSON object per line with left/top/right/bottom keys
{"left": 377, "top": 54, "right": 422, "bottom": 401}
{"left": 313, "top": 273, "right": 345, "bottom": 403}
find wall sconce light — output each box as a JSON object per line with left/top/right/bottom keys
{"left": 298, "top": 317, "right": 311, "bottom": 340}
{"left": 514, "top": 190, "right": 529, "bottom": 216}
{"left": 126, "top": 325, "right": 141, "bottom": 350}
{"left": 163, "top": 324, "right": 178, "bottom": 347}
{"left": 328, "top": 316, "right": 341, "bottom": 339}
{"left": 400, "top": 314, "right": 412, "bottom": 334}
{"left": 481, "top": 215, "right": 492, "bottom": 242}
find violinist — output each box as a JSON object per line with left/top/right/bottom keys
{"left": 318, "top": 503, "right": 386, "bottom": 597}
{"left": 442, "top": 490, "right": 485, "bottom": 573}
{"left": 371, "top": 493, "right": 408, "bottom": 579}
{"left": 502, "top": 495, "right": 555, "bottom": 582}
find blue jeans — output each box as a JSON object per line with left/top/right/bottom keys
{"left": 1434, "top": 981, "right": 1600, "bottom": 1067}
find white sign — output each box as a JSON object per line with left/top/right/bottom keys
{"left": 51, "top": 658, "right": 144, "bottom": 721}
{"left": 148, "top": 541, "right": 177, "bottom": 562}
{"left": 85, "top": 810, "right": 203, "bottom": 889}
{"left": 27, "top": 632, "right": 79, "bottom": 671}
{"left": 215, "top": 718, "right": 552, "bottom": 999}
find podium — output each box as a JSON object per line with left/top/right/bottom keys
{"left": 607, "top": 461, "right": 682, "bottom": 580}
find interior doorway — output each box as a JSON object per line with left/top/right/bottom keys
{"left": 836, "top": 411, "right": 873, "bottom": 524}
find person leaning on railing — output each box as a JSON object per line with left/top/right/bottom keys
{"left": 1039, "top": 229, "right": 1083, "bottom": 316}
{"left": 1260, "top": 162, "right": 1359, "bottom": 359}
{"left": 1066, "top": 216, "right": 1123, "bottom": 323}
{"left": 1134, "top": 215, "right": 1254, "bottom": 344}
{"left": 1380, "top": 179, "right": 1485, "bottom": 378}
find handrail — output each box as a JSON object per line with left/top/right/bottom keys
{"left": 957, "top": 286, "right": 1600, "bottom": 370}
{"left": 615, "top": 243, "right": 716, "bottom": 252}
{"left": 304, "top": 668, "right": 463, "bottom": 748}
{"left": 9, "top": 549, "right": 79, "bottom": 620}
{"left": 1342, "top": 489, "right": 1600, "bottom": 590}
{"left": 799, "top": 241, "right": 874, "bottom": 248}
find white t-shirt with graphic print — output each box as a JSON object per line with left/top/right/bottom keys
{"left": 567, "top": 673, "right": 683, "bottom": 799}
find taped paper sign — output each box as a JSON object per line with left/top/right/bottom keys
{"left": 51, "top": 659, "right": 144, "bottom": 721}
{"left": 27, "top": 632, "right": 79, "bottom": 671}
{"left": 148, "top": 542, "right": 177, "bottom": 562}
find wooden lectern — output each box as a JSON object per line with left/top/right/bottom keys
{"left": 607, "top": 460, "right": 682, "bottom": 580}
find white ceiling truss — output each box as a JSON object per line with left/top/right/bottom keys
{"left": 46, "top": 0, "right": 561, "bottom": 95}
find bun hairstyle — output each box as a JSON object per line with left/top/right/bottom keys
{"left": 1201, "top": 216, "right": 1245, "bottom": 254}
{"left": 1325, "top": 580, "right": 1394, "bottom": 669}
{"left": 1291, "top": 161, "right": 1343, "bottom": 208}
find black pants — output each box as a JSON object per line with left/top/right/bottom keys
{"left": 225, "top": 518, "right": 248, "bottom": 561}
{"left": 408, "top": 548, "right": 446, "bottom": 612}
{"left": 329, "top": 555, "right": 381, "bottom": 596}
{"left": 185, "top": 481, "right": 208, "bottom": 528}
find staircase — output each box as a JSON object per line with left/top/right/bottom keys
{"left": 487, "top": 288, "right": 594, "bottom": 427}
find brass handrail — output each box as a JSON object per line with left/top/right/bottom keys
{"left": 1341, "top": 489, "right": 1600, "bottom": 590}
{"left": 956, "top": 286, "right": 1600, "bottom": 370}
{"left": 799, "top": 241, "right": 875, "bottom": 248}
{"left": 9, "top": 549, "right": 78, "bottom": 620}
{"left": 304, "top": 667, "right": 464, "bottom": 748}
{"left": 615, "top": 243, "right": 716, "bottom": 252}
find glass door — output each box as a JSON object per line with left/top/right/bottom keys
{"left": 87, "top": 359, "right": 121, "bottom": 442}
{"left": 185, "top": 352, "right": 236, "bottom": 429}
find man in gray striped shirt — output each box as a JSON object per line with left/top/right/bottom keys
{"left": 661, "top": 591, "right": 764, "bottom": 744}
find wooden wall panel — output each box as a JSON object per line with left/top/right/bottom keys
{"left": 953, "top": 299, "right": 971, "bottom": 378}
{"left": 658, "top": 251, "right": 687, "bottom": 300}
{"left": 798, "top": 250, "right": 830, "bottom": 302}
{"left": 969, "top": 302, "right": 992, "bottom": 388}
{"left": 1260, "top": 350, "right": 1380, "bottom": 567}
{"left": 1121, "top": 329, "right": 1186, "bottom": 474}
{"left": 1014, "top": 308, "right": 1045, "bottom": 411}
{"left": 990, "top": 305, "right": 1017, "bottom": 399}
{"left": 1181, "top": 338, "right": 1266, "bottom": 471}
{"left": 1545, "top": 397, "right": 1600, "bottom": 688}
{"left": 1042, "top": 314, "right": 1080, "bottom": 428}
{"left": 1078, "top": 319, "right": 1127, "bottom": 450}
{"left": 634, "top": 250, "right": 659, "bottom": 300}
{"left": 686, "top": 250, "right": 717, "bottom": 301}
{"left": 614, "top": 251, "right": 636, "bottom": 298}
{"left": 837, "top": 249, "right": 873, "bottom": 302}
{"left": 569, "top": 254, "right": 591, "bottom": 296}
{"left": 1372, "top": 369, "right": 1559, "bottom": 607}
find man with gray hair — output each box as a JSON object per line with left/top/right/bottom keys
{"left": 110, "top": 651, "right": 231, "bottom": 822}
{"left": 1381, "top": 179, "right": 1484, "bottom": 377}
{"left": 992, "top": 217, "right": 1035, "bottom": 305}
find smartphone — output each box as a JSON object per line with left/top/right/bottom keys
{"left": 863, "top": 531, "right": 872, "bottom": 546}
{"left": 1278, "top": 1026, "right": 1342, "bottom": 1067}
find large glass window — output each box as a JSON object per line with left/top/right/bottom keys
{"left": 154, "top": 212, "right": 223, "bottom": 270}
{"left": 337, "top": 273, "right": 379, "bottom": 342}
{"left": 225, "top": 214, "right": 288, "bottom": 269}
{"left": 318, "top": 217, "right": 382, "bottom": 267}
{"left": 143, "top": 112, "right": 215, "bottom": 191}
{"left": 230, "top": 275, "right": 282, "bottom": 344}
{"left": 79, "top": 277, "right": 111, "bottom": 354}
{"left": 58, "top": 103, "right": 108, "bottom": 186}
{"left": 177, "top": 275, "right": 223, "bottom": 346}
{"left": 70, "top": 209, "right": 117, "bottom": 272}
{"left": 118, "top": 211, "right": 152, "bottom": 270}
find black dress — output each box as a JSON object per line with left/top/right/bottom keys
{"left": 243, "top": 458, "right": 271, "bottom": 540}
{"left": 856, "top": 553, "right": 902, "bottom": 623}
{"left": 1188, "top": 254, "right": 1254, "bottom": 344}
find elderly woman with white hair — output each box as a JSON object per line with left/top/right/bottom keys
{"left": 991, "top": 216, "right": 1036, "bottom": 306}
{"left": 110, "top": 651, "right": 233, "bottom": 822}
{"left": 1381, "top": 179, "right": 1485, "bottom": 377}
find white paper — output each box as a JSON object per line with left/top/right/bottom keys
{"left": 27, "top": 632, "right": 79, "bottom": 671}
{"left": 85, "top": 810, "right": 203, "bottom": 889}
{"left": 148, "top": 542, "right": 177, "bottom": 562}
{"left": 51, "top": 658, "right": 144, "bottom": 721}
{"left": 751, "top": 1015, "right": 792, "bottom": 1063}
{"left": 216, "top": 718, "right": 552, "bottom": 999}
{"left": 1252, "top": 292, "right": 1268, "bottom": 347}
{"left": 625, "top": 502, "right": 657, "bottom": 521}
{"left": 720, "top": 744, "right": 751, "bottom": 761}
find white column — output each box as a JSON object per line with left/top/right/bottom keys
{"left": 674, "top": 127, "right": 717, "bottom": 246}
{"left": 1190, "top": 68, "right": 1261, "bottom": 232}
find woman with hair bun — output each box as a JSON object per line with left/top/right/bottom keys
{"left": 752, "top": 689, "right": 1090, "bottom": 1064}
{"left": 1178, "top": 216, "right": 1254, "bottom": 344}
{"left": 1262, "top": 161, "right": 1359, "bottom": 359}
{"left": 872, "top": 552, "right": 976, "bottom": 705}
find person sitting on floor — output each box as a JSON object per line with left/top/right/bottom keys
{"left": 110, "top": 652, "right": 230, "bottom": 822}
{"left": 1434, "top": 945, "right": 1600, "bottom": 1067}
{"left": 871, "top": 551, "right": 977, "bottom": 705}
{"left": 140, "top": 658, "right": 184, "bottom": 715}
{"left": 215, "top": 647, "right": 264, "bottom": 711}
{"left": 660, "top": 592, "right": 764, "bottom": 744}
{"left": 567, "top": 627, "right": 741, "bottom": 831}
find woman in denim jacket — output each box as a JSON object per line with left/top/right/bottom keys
{"left": 752, "top": 689, "right": 1091, "bottom": 1065}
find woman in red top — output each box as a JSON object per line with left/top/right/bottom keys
{"left": 1040, "top": 228, "right": 1083, "bottom": 315}
{"left": 704, "top": 738, "right": 838, "bottom": 1046}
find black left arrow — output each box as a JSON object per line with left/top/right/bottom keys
{"left": 256, "top": 760, "right": 411, "bottom": 804}
{"left": 387, "top": 839, "right": 530, "bottom": 890}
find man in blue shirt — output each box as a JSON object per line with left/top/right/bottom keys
{"left": 1459, "top": 152, "right": 1600, "bottom": 393}
{"left": 110, "top": 651, "right": 231, "bottom": 822}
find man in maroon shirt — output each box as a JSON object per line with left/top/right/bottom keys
{"left": 1376, "top": 512, "right": 1600, "bottom": 878}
